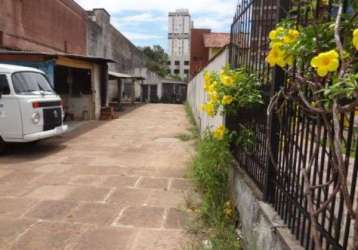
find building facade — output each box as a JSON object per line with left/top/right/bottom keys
{"left": 190, "top": 30, "right": 230, "bottom": 79}
{"left": 190, "top": 28, "right": 211, "bottom": 79}
{"left": 0, "top": 0, "right": 87, "bottom": 55}
{"left": 168, "top": 9, "right": 192, "bottom": 80}
{"left": 0, "top": 0, "right": 110, "bottom": 121}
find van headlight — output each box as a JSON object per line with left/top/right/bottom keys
{"left": 32, "top": 112, "right": 41, "bottom": 124}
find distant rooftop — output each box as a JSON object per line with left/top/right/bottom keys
{"left": 169, "top": 9, "right": 190, "bottom": 16}
{"left": 203, "top": 33, "right": 230, "bottom": 48}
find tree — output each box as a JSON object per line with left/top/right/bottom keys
{"left": 139, "top": 45, "right": 169, "bottom": 77}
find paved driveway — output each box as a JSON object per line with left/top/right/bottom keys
{"left": 0, "top": 104, "right": 194, "bottom": 250}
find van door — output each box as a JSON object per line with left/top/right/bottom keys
{"left": 0, "top": 74, "right": 23, "bottom": 140}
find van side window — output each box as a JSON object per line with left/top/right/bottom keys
{"left": 0, "top": 75, "right": 10, "bottom": 95}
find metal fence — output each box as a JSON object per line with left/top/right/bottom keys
{"left": 229, "top": 0, "right": 357, "bottom": 249}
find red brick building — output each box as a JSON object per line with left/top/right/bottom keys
{"left": 190, "top": 28, "right": 211, "bottom": 79}
{"left": 0, "top": 0, "right": 87, "bottom": 54}
{"left": 190, "top": 29, "right": 230, "bottom": 79}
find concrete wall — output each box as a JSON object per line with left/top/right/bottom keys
{"left": 0, "top": 0, "right": 87, "bottom": 54}
{"left": 187, "top": 47, "right": 229, "bottom": 133}
{"left": 86, "top": 9, "right": 145, "bottom": 74}
{"left": 92, "top": 64, "right": 102, "bottom": 119}
{"left": 231, "top": 166, "right": 303, "bottom": 250}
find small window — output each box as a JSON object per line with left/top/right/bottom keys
{"left": 174, "top": 69, "right": 180, "bottom": 74}
{"left": 184, "top": 61, "right": 189, "bottom": 66}
{"left": 175, "top": 61, "right": 180, "bottom": 65}
{"left": 184, "top": 69, "right": 189, "bottom": 74}
{"left": 0, "top": 75, "right": 10, "bottom": 95}
{"left": 167, "top": 61, "right": 171, "bottom": 65}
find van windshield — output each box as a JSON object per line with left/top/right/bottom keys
{"left": 12, "top": 72, "right": 55, "bottom": 95}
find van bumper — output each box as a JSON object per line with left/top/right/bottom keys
{"left": 23, "top": 125, "right": 68, "bottom": 142}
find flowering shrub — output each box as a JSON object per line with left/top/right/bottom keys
{"left": 201, "top": 66, "right": 263, "bottom": 142}
{"left": 201, "top": 66, "right": 263, "bottom": 118}
{"left": 265, "top": 15, "right": 357, "bottom": 106}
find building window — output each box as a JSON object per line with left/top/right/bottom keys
{"left": 184, "top": 61, "right": 189, "bottom": 65}
{"left": 174, "top": 69, "right": 180, "bottom": 74}
{"left": 184, "top": 69, "right": 189, "bottom": 74}
{"left": 167, "top": 61, "right": 171, "bottom": 65}
{"left": 175, "top": 61, "right": 180, "bottom": 65}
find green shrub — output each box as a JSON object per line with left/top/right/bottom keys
{"left": 191, "top": 134, "right": 232, "bottom": 224}
{"left": 189, "top": 132, "right": 241, "bottom": 249}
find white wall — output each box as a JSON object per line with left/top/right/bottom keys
{"left": 187, "top": 47, "right": 229, "bottom": 133}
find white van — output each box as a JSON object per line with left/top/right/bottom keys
{"left": 0, "top": 64, "right": 68, "bottom": 153}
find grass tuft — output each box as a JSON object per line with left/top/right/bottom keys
{"left": 184, "top": 103, "right": 241, "bottom": 250}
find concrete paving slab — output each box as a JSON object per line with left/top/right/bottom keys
{"left": 74, "top": 227, "right": 136, "bottom": 250}
{"left": 69, "top": 175, "right": 105, "bottom": 186}
{"left": 131, "top": 229, "right": 187, "bottom": 250}
{"left": 24, "top": 200, "right": 78, "bottom": 221}
{"left": 102, "top": 176, "right": 139, "bottom": 188}
{"left": 64, "top": 186, "right": 111, "bottom": 202}
{"left": 13, "top": 222, "right": 86, "bottom": 250}
{"left": 0, "top": 198, "right": 37, "bottom": 217}
{"left": 116, "top": 206, "right": 165, "bottom": 228}
{"left": 164, "top": 208, "right": 191, "bottom": 229}
{"left": 107, "top": 188, "right": 150, "bottom": 206}
{"left": 68, "top": 203, "right": 121, "bottom": 226}
{"left": 137, "top": 177, "right": 169, "bottom": 190}
{"left": 0, "top": 217, "right": 35, "bottom": 249}
{"left": 146, "top": 190, "right": 186, "bottom": 208}
{"left": 26, "top": 185, "right": 75, "bottom": 201}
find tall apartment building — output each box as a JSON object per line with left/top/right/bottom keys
{"left": 168, "top": 9, "right": 192, "bottom": 80}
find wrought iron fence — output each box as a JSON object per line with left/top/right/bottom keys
{"left": 229, "top": 0, "right": 357, "bottom": 249}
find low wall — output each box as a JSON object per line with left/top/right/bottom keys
{"left": 187, "top": 47, "right": 229, "bottom": 133}
{"left": 230, "top": 164, "right": 303, "bottom": 250}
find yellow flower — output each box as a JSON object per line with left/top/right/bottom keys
{"left": 201, "top": 102, "right": 215, "bottom": 117}
{"left": 220, "top": 73, "right": 234, "bottom": 87}
{"left": 353, "top": 29, "right": 358, "bottom": 51}
{"left": 283, "top": 29, "right": 300, "bottom": 44}
{"left": 222, "top": 95, "right": 233, "bottom": 105}
{"left": 208, "top": 91, "right": 219, "bottom": 103}
{"left": 208, "top": 82, "right": 217, "bottom": 93}
{"left": 269, "top": 27, "right": 284, "bottom": 41}
{"left": 212, "top": 125, "right": 225, "bottom": 140}
{"left": 266, "top": 46, "right": 286, "bottom": 68}
{"left": 203, "top": 81, "right": 211, "bottom": 92}
{"left": 204, "top": 71, "right": 211, "bottom": 83}
{"left": 310, "top": 50, "right": 340, "bottom": 77}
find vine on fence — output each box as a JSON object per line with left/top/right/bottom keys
{"left": 266, "top": 1, "right": 357, "bottom": 249}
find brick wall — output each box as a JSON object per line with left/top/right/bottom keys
{"left": 190, "top": 28, "right": 211, "bottom": 79}
{"left": 0, "top": 0, "right": 87, "bottom": 54}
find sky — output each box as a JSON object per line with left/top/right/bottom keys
{"left": 74, "top": 0, "right": 238, "bottom": 51}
